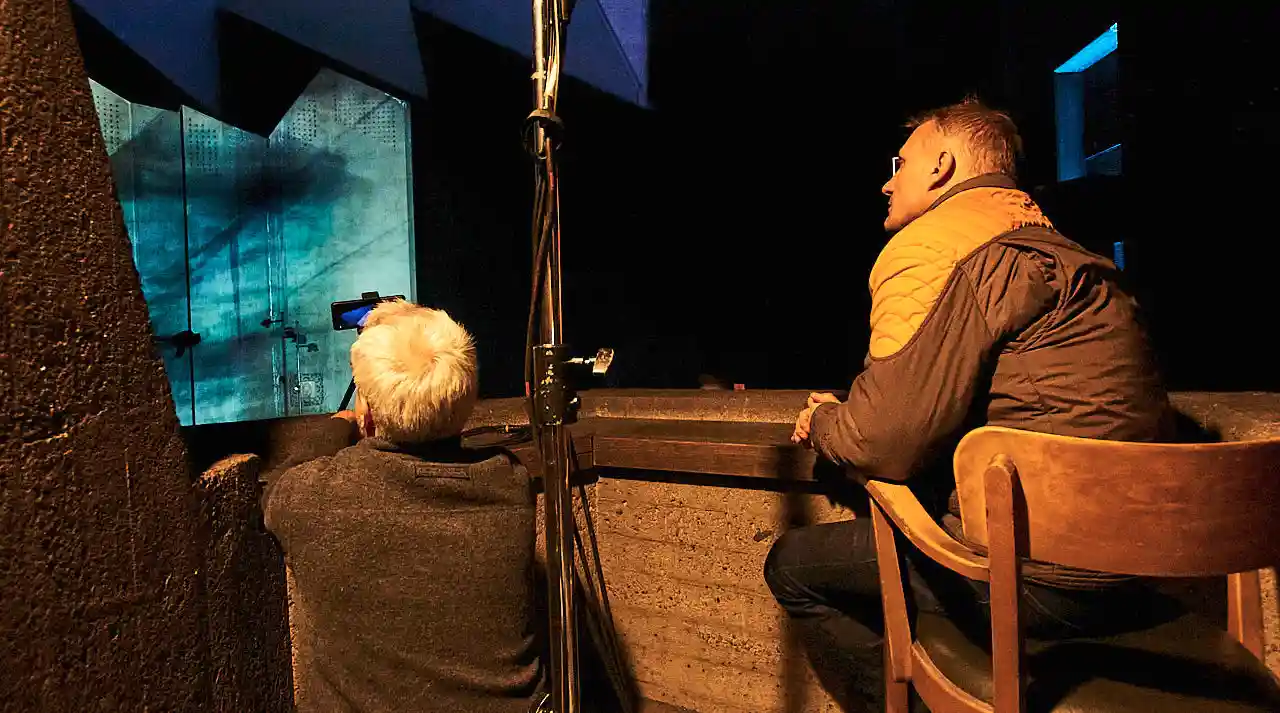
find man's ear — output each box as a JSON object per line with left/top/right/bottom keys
{"left": 931, "top": 150, "right": 957, "bottom": 190}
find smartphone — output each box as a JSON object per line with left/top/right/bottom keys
{"left": 329, "top": 294, "right": 405, "bottom": 331}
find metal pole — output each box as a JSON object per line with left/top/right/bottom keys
{"left": 530, "top": 0, "right": 578, "bottom": 711}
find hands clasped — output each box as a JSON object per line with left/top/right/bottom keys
{"left": 792, "top": 392, "right": 840, "bottom": 446}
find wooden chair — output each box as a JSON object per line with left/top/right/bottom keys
{"left": 867, "top": 426, "right": 1280, "bottom": 712}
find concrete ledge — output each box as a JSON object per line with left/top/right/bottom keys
{"left": 204, "top": 389, "right": 1279, "bottom": 712}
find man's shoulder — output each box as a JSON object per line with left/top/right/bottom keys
{"left": 872, "top": 187, "right": 1055, "bottom": 284}
{"left": 872, "top": 216, "right": 969, "bottom": 282}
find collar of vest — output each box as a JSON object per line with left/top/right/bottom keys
{"left": 922, "top": 173, "right": 1018, "bottom": 215}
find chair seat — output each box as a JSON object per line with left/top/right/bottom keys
{"left": 917, "top": 610, "right": 1280, "bottom": 713}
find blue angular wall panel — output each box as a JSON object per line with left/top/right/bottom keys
{"left": 74, "top": 0, "right": 648, "bottom": 131}
{"left": 219, "top": 0, "right": 428, "bottom": 101}
{"left": 412, "top": 0, "right": 533, "bottom": 56}
{"left": 563, "top": 0, "right": 642, "bottom": 104}
{"left": 597, "top": 0, "right": 647, "bottom": 98}
{"left": 413, "top": 0, "right": 648, "bottom": 106}
{"left": 75, "top": 0, "right": 222, "bottom": 112}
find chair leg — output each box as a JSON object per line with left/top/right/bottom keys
{"left": 885, "top": 678, "right": 909, "bottom": 713}
{"left": 885, "top": 645, "right": 909, "bottom": 713}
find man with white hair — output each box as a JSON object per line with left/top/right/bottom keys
{"left": 261, "top": 299, "right": 541, "bottom": 713}
{"left": 766, "top": 98, "right": 1175, "bottom": 711}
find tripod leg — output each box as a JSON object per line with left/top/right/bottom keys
{"left": 339, "top": 378, "right": 356, "bottom": 411}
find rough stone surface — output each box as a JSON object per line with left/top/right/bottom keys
{"left": 589, "top": 476, "right": 845, "bottom": 712}
{"left": 1263, "top": 567, "right": 1280, "bottom": 678}
{"left": 639, "top": 700, "right": 698, "bottom": 713}
{"left": 0, "top": 2, "right": 217, "bottom": 710}
{"left": 195, "top": 454, "right": 293, "bottom": 713}
{"left": 1169, "top": 392, "right": 1280, "bottom": 441}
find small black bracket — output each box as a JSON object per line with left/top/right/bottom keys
{"left": 523, "top": 109, "right": 565, "bottom": 158}
{"left": 531, "top": 346, "right": 615, "bottom": 428}
{"left": 532, "top": 344, "right": 572, "bottom": 427}
{"left": 168, "top": 330, "right": 202, "bottom": 358}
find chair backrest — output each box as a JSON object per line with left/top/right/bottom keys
{"left": 953, "top": 426, "right": 1280, "bottom": 577}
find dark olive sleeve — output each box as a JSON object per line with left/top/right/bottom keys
{"left": 809, "top": 244, "right": 1056, "bottom": 481}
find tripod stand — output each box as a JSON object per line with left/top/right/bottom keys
{"left": 524, "top": 1, "right": 592, "bottom": 711}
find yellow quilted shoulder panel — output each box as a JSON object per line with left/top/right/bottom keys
{"left": 867, "top": 188, "right": 1052, "bottom": 359}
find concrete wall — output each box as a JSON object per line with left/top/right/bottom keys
{"left": 1, "top": 3, "right": 293, "bottom": 708}
{"left": 1, "top": 0, "right": 202, "bottom": 708}
{"left": 1170, "top": 393, "right": 1280, "bottom": 682}
{"left": 589, "top": 476, "right": 849, "bottom": 713}
{"left": 190, "top": 391, "right": 1280, "bottom": 713}
{"left": 0, "top": 0, "right": 209, "bottom": 707}
{"left": 196, "top": 455, "right": 294, "bottom": 712}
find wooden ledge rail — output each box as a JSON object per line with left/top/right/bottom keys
{"left": 581, "top": 417, "right": 818, "bottom": 480}
{"left": 498, "top": 417, "right": 821, "bottom": 482}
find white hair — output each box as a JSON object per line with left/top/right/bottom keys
{"left": 350, "top": 300, "right": 478, "bottom": 444}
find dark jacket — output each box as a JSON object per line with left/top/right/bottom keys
{"left": 809, "top": 175, "right": 1173, "bottom": 586}
{"left": 261, "top": 419, "right": 541, "bottom": 713}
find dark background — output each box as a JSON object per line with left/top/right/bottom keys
{"left": 411, "top": 2, "right": 1280, "bottom": 397}
{"left": 72, "top": 1, "right": 1280, "bottom": 397}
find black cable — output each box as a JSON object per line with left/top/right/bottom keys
{"left": 577, "top": 486, "right": 621, "bottom": 658}
{"left": 571, "top": 484, "right": 635, "bottom": 713}
{"left": 339, "top": 377, "right": 356, "bottom": 411}
{"left": 524, "top": 168, "right": 553, "bottom": 397}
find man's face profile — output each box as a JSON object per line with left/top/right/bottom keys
{"left": 880, "top": 122, "right": 942, "bottom": 234}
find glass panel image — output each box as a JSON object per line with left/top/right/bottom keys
{"left": 88, "top": 69, "right": 415, "bottom": 425}
{"left": 182, "top": 107, "right": 288, "bottom": 425}
{"left": 271, "top": 69, "right": 415, "bottom": 416}
{"left": 89, "top": 81, "right": 195, "bottom": 425}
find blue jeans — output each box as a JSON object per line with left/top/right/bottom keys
{"left": 764, "top": 518, "right": 1165, "bottom": 712}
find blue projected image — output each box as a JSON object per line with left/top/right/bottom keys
{"left": 1056, "top": 23, "right": 1118, "bottom": 73}
{"left": 90, "top": 70, "right": 415, "bottom": 426}
{"left": 1055, "top": 23, "right": 1121, "bottom": 182}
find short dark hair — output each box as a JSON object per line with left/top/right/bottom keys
{"left": 907, "top": 96, "right": 1022, "bottom": 179}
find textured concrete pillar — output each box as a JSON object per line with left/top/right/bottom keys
{"left": 196, "top": 455, "right": 294, "bottom": 712}
{"left": 1, "top": 1, "right": 209, "bottom": 709}
{"left": 1261, "top": 569, "right": 1280, "bottom": 677}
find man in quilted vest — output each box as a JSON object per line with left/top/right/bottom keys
{"left": 765, "top": 98, "right": 1174, "bottom": 711}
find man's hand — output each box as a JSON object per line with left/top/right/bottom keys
{"left": 332, "top": 410, "right": 361, "bottom": 442}
{"left": 807, "top": 392, "right": 840, "bottom": 407}
{"left": 792, "top": 392, "right": 841, "bottom": 446}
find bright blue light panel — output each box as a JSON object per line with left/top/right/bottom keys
{"left": 91, "top": 70, "right": 415, "bottom": 425}
{"left": 1056, "top": 23, "right": 1118, "bottom": 73}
